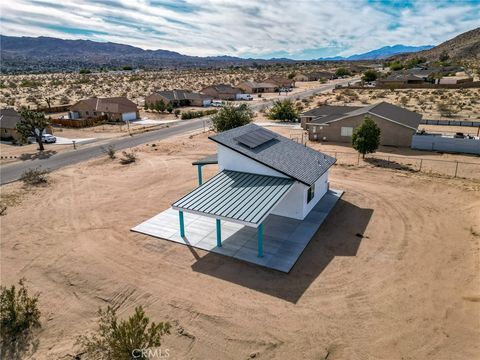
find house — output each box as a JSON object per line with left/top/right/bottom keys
{"left": 170, "top": 123, "right": 337, "bottom": 261}
{"left": 263, "top": 76, "right": 295, "bottom": 88}
{"left": 438, "top": 73, "right": 473, "bottom": 85}
{"left": 145, "top": 90, "right": 212, "bottom": 107}
{"left": 294, "top": 72, "right": 333, "bottom": 82}
{"left": 378, "top": 73, "right": 425, "bottom": 86}
{"left": 301, "top": 102, "right": 422, "bottom": 147}
{"left": 0, "top": 108, "right": 22, "bottom": 141}
{"left": 237, "top": 81, "right": 278, "bottom": 94}
{"left": 200, "top": 84, "right": 243, "bottom": 100}
{"left": 69, "top": 97, "right": 139, "bottom": 121}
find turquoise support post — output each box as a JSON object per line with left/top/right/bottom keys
{"left": 216, "top": 219, "right": 222, "bottom": 247}
{"left": 179, "top": 211, "right": 185, "bottom": 237}
{"left": 257, "top": 223, "right": 264, "bottom": 257}
{"left": 197, "top": 165, "right": 203, "bottom": 186}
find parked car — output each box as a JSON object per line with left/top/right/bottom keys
{"left": 211, "top": 100, "right": 225, "bottom": 107}
{"left": 42, "top": 134, "right": 57, "bottom": 143}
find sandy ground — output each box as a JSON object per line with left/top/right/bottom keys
{"left": 1, "top": 129, "right": 479, "bottom": 360}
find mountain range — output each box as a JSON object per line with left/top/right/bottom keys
{"left": 1, "top": 28, "right": 478, "bottom": 73}
{"left": 318, "top": 45, "right": 434, "bottom": 61}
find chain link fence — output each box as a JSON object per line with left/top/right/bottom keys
{"left": 323, "top": 151, "right": 480, "bottom": 180}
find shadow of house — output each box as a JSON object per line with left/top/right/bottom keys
{"left": 192, "top": 199, "right": 373, "bottom": 303}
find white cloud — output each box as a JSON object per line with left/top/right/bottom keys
{"left": 0, "top": 0, "right": 478, "bottom": 58}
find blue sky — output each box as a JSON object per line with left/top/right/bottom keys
{"left": 0, "top": 0, "right": 478, "bottom": 59}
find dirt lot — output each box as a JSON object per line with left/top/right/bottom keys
{"left": 1, "top": 129, "right": 479, "bottom": 360}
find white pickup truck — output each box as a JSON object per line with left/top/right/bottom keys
{"left": 235, "top": 94, "right": 253, "bottom": 101}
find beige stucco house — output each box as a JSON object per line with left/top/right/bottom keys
{"left": 69, "top": 97, "right": 139, "bottom": 121}
{"left": 301, "top": 102, "right": 422, "bottom": 147}
{"left": 145, "top": 90, "right": 212, "bottom": 107}
{"left": 200, "top": 84, "right": 242, "bottom": 100}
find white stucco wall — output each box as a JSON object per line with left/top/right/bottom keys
{"left": 217, "top": 144, "right": 287, "bottom": 178}
{"left": 217, "top": 143, "right": 330, "bottom": 220}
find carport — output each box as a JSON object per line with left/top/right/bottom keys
{"left": 172, "top": 170, "right": 293, "bottom": 257}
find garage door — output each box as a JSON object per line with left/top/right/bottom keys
{"left": 122, "top": 112, "right": 137, "bottom": 121}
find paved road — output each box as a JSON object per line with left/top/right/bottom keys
{"left": 0, "top": 79, "right": 352, "bottom": 185}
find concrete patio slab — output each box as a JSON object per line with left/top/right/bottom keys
{"left": 131, "top": 189, "right": 343, "bottom": 272}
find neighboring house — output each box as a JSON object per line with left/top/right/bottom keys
{"left": 294, "top": 72, "right": 333, "bottom": 82}
{"left": 172, "top": 123, "right": 336, "bottom": 235}
{"left": 145, "top": 90, "right": 212, "bottom": 107}
{"left": 0, "top": 108, "right": 22, "bottom": 141}
{"left": 69, "top": 97, "right": 139, "bottom": 121}
{"left": 438, "top": 74, "right": 473, "bottom": 85}
{"left": 237, "top": 81, "right": 278, "bottom": 94}
{"left": 200, "top": 84, "right": 243, "bottom": 100}
{"left": 263, "top": 76, "right": 295, "bottom": 88}
{"left": 301, "top": 102, "right": 422, "bottom": 147}
{"left": 378, "top": 73, "right": 425, "bottom": 86}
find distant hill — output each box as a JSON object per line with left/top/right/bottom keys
{"left": 319, "top": 44, "right": 434, "bottom": 61}
{"left": 390, "top": 27, "right": 480, "bottom": 61}
{"left": 0, "top": 35, "right": 295, "bottom": 73}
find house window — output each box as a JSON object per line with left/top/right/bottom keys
{"left": 341, "top": 126, "right": 353, "bottom": 137}
{"left": 86, "top": 111, "right": 89, "bottom": 115}
{"left": 307, "top": 184, "right": 315, "bottom": 203}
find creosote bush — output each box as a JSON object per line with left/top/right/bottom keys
{"left": 120, "top": 150, "right": 137, "bottom": 164}
{"left": 20, "top": 168, "right": 49, "bottom": 186}
{"left": 0, "top": 278, "right": 41, "bottom": 359}
{"left": 102, "top": 145, "right": 116, "bottom": 159}
{"left": 76, "top": 306, "right": 170, "bottom": 360}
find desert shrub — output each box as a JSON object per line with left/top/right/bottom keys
{"left": 174, "top": 109, "right": 181, "bottom": 118}
{"left": 437, "top": 102, "right": 458, "bottom": 117}
{"left": 19, "top": 80, "right": 41, "bottom": 88}
{"left": 335, "top": 67, "right": 351, "bottom": 77}
{"left": 267, "top": 99, "right": 298, "bottom": 122}
{"left": 79, "top": 68, "right": 91, "bottom": 74}
{"left": 76, "top": 306, "right": 170, "bottom": 360}
{"left": 20, "top": 168, "right": 49, "bottom": 186}
{"left": 362, "top": 70, "right": 378, "bottom": 82}
{"left": 181, "top": 109, "right": 217, "bottom": 120}
{"left": 0, "top": 279, "right": 41, "bottom": 359}
{"left": 120, "top": 150, "right": 137, "bottom": 164}
{"left": 102, "top": 145, "right": 116, "bottom": 159}
{"left": 211, "top": 104, "right": 252, "bottom": 132}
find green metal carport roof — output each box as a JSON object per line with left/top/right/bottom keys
{"left": 172, "top": 170, "right": 293, "bottom": 227}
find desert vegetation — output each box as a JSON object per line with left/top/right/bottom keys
{"left": 311, "top": 87, "right": 480, "bottom": 120}
{"left": 0, "top": 64, "right": 339, "bottom": 110}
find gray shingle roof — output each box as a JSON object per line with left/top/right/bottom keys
{"left": 172, "top": 170, "right": 294, "bottom": 226}
{"left": 368, "top": 102, "right": 422, "bottom": 129}
{"left": 301, "top": 105, "right": 361, "bottom": 118}
{"left": 305, "top": 102, "right": 422, "bottom": 130}
{"left": 209, "top": 123, "right": 336, "bottom": 186}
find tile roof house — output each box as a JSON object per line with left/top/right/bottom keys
{"left": 294, "top": 72, "right": 334, "bottom": 82}
{"left": 378, "top": 72, "right": 425, "bottom": 86}
{"left": 263, "top": 76, "right": 295, "bottom": 88}
{"left": 0, "top": 108, "right": 23, "bottom": 141}
{"left": 301, "top": 102, "right": 422, "bottom": 147}
{"left": 69, "top": 97, "right": 139, "bottom": 121}
{"left": 237, "top": 81, "right": 278, "bottom": 94}
{"left": 145, "top": 90, "right": 212, "bottom": 107}
{"left": 200, "top": 84, "right": 243, "bottom": 100}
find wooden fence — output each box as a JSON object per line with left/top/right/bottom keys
{"left": 50, "top": 115, "right": 108, "bottom": 128}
